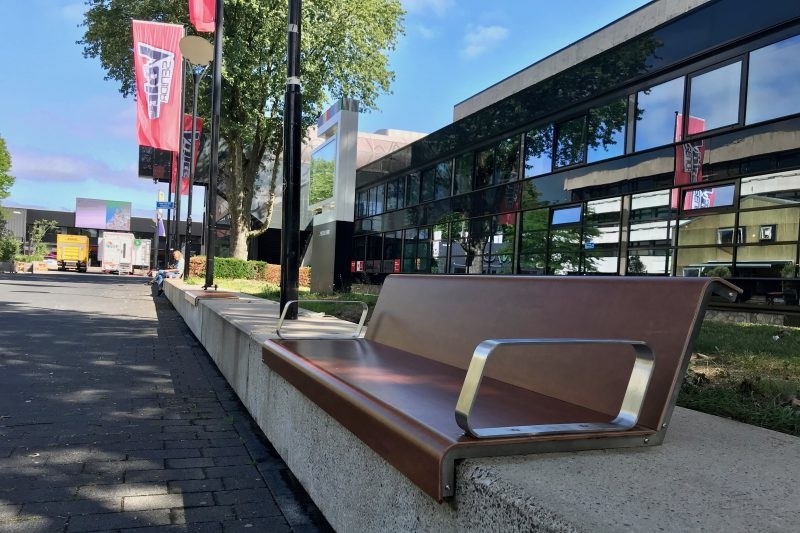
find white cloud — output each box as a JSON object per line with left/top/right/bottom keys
{"left": 9, "top": 149, "right": 131, "bottom": 187}
{"left": 402, "top": 0, "right": 455, "bottom": 18}
{"left": 461, "top": 25, "right": 510, "bottom": 59}
{"left": 417, "top": 25, "right": 437, "bottom": 40}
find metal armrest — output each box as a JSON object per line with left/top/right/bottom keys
{"left": 276, "top": 300, "right": 368, "bottom": 339}
{"left": 455, "top": 338, "right": 654, "bottom": 439}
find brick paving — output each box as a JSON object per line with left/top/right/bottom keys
{"left": 0, "top": 272, "right": 331, "bottom": 532}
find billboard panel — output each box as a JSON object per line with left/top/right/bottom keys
{"left": 75, "top": 198, "right": 132, "bottom": 231}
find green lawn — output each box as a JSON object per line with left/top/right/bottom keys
{"left": 679, "top": 321, "right": 800, "bottom": 436}
{"left": 185, "top": 277, "right": 800, "bottom": 436}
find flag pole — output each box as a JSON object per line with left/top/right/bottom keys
{"left": 280, "top": 0, "right": 302, "bottom": 319}
{"left": 204, "top": 0, "right": 224, "bottom": 290}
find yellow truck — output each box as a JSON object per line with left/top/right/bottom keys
{"left": 56, "top": 234, "right": 89, "bottom": 272}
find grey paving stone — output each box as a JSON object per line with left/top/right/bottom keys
{"left": 168, "top": 479, "right": 224, "bottom": 494}
{"left": 0, "top": 504, "right": 20, "bottom": 519}
{"left": 0, "top": 516, "right": 67, "bottom": 533}
{"left": 221, "top": 516, "right": 291, "bottom": 533}
{"left": 126, "top": 467, "right": 205, "bottom": 483}
{"left": 0, "top": 277, "right": 330, "bottom": 532}
{"left": 22, "top": 498, "right": 122, "bottom": 517}
{"left": 172, "top": 505, "right": 235, "bottom": 523}
{"left": 76, "top": 483, "right": 168, "bottom": 500}
{"left": 121, "top": 523, "right": 222, "bottom": 533}
{"left": 166, "top": 457, "right": 215, "bottom": 469}
{"left": 233, "top": 501, "right": 282, "bottom": 519}
{"left": 123, "top": 492, "right": 213, "bottom": 511}
{"left": 66, "top": 509, "right": 172, "bottom": 532}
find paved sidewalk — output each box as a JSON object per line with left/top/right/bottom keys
{"left": 0, "top": 272, "right": 331, "bottom": 533}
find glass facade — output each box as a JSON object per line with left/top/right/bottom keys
{"left": 353, "top": 1, "right": 800, "bottom": 312}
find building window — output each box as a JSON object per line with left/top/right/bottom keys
{"left": 454, "top": 153, "right": 473, "bottom": 195}
{"left": 434, "top": 160, "right": 452, "bottom": 200}
{"left": 746, "top": 34, "right": 800, "bottom": 125}
{"left": 495, "top": 137, "right": 520, "bottom": 184}
{"left": 474, "top": 145, "right": 495, "bottom": 189}
{"left": 406, "top": 172, "right": 420, "bottom": 206}
{"left": 587, "top": 98, "right": 627, "bottom": 163}
{"left": 554, "top": 116, "right": 586, "bottom": 168}
{"left": 524, "top": 124, "right": 554, "bottom": 177}
{"left": 759, "top": 224, "right": 776, "bottom": 242}
{"left": 717, "top": 227, "right": 744, "bottom": 245}
{"left": 681, "top": 184, "right": 735, "bottom": 211}
{"left": 635, "top": 76, "right": 684, "bottom": 150}
{"left": 551, "top": 205, "right": 582, "bottom": 225}
{"left": 420, "top": 168, "right": 435, "bottom": 203}
{"left": 688, "top": 61, "right": 742, "bottom": 134}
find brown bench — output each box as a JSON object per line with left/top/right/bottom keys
{"left": 262, "top": 275, "right": 740, "bottom": 501}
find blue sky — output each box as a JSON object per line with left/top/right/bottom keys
{"left": 1, "top": 0, "right": 649, "bottom": 220}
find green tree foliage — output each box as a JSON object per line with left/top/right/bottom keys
{"left": 26, "top": 219, "right": 59, "bottom": 259}
{"left": 308, "top": 158, "right": 334, "bottom": 205}
{"left": 0, "top": 134, "right": 15, "bottom": 234}
{"left": 0, "top": 135, "right": 12, "bottom": 201}
{"left": 80, "top": 0, "right": 404, "bottom": 259}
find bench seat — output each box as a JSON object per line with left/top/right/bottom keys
{"left": 262, "top": 275, "right": 740, "bottom": 501}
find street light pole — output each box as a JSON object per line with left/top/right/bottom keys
{"left": 179, "top": 35, "right": 213, "bottom": 280}
{"left": 280, "top": 0, "right": 302, "bottom": 319}
{"left": 205, "top": 0, "right": 224, "bottom": 290}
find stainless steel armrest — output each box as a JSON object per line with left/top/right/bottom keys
{"left": 276, "top": 300, "right": 369, "bottom": 339}
{"left": 455, "top": 338, "right": 654, "bottom": 439}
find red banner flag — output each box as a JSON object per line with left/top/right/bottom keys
{"left": 189, "top": 0, "right": 216, "bottom": 33}
{"left": 171, "top": 114, "right": 204, "bottom": 196}
{"left": 132, "top": 20, "right": 184, "bottom": 152}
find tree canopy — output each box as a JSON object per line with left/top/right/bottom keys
{"left": 0, "top": 134, "right": 13, "bottom": 201}
{"left": 81, "top": 0, "right": 404, "bottom": 258}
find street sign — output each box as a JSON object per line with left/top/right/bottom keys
{"left": 157, "top": 201, "right": 175, "bottom": 209}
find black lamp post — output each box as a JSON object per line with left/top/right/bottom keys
{"left": 280, "top": 0, "right": 302, "bottom": 319}
{"left": 204, "top": 0, "right": 224, "bottom": 290}
{"left": 179, "top": 35, "right": 214, "bottom": 279}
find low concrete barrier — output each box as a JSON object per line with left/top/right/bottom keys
{"left": 164, "top": 279, "right": 800, "bottom": 533}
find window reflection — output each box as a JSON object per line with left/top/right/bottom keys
{"left": 406, "top": 172, "right": 420, "bottom": 206}
{"left": 746, "top": 34, "right": 800, "bottom": 124}
{"left": 677, "top": 212, "right": 735, "bottom": 246}
{"left": 688, "top": 61, "right": 742, "bottom": 132}
{"left": 739, "top": 207, "right": 800, "bottom": 244}
{"left": 635, "top": 76, "right": 685, "bottom": 150}
{"left": 454, "top": 153, "right": 473, "bottom": 195}
{"left": 435, "top": 161, "right": 452, "bottom": 200}
{"left": 555, "top": 116, "right": 586, "bottom": 168}
{"left": 587, "top": 98, "right": 627, "bottom": 163}
{"left": 438, "top": 213, "right": 515, "bottom": 274}
{"left": 525, "top": 124, "right": 554, "bottom": 177}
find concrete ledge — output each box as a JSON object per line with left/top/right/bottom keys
{"left": 164, "top": 280, "right": 800, "bottom": 532}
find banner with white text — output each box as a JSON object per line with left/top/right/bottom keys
{"left": 132, "top": 20, "right": 184, "bottom": 152}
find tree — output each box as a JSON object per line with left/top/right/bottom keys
{"left": 27, "top": 219, "right": 59, "bottom": 259}
{"left": 81, "top": 0, "right": 404, "bottom": 259}
{"left": 0, "top": 134, "right": 15, "bottom": 233}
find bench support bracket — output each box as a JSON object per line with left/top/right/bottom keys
{"left": 455, "top": 338, "right": 655, "bottom": 439}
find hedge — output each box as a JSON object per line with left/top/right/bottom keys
{"left": 189, "top": 256, "right": 311, "bottom": 288}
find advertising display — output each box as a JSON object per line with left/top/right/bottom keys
{"left": 75, "top": 198, "right": 132, "bottom": 231}
{"left": 308, "top": 136, "right": 337, "bottom": 209}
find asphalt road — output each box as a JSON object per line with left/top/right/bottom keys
{"left": 0, "top": 271, "right": 331, "bottom": 533}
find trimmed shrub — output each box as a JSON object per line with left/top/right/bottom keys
{"left": 188, "top": 256, "right": 310, "bottom": 288}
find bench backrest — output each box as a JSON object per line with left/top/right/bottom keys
{"left": 366, "top": 275, "right": 737, "bottom": 432}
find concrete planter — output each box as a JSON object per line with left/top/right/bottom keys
{"left": 32, "top": 261, "right": 48, "bottom": 273}
{"left": 0, "top": 261, "right": 14, "bottom": 273}
{"left": 14, "top": 261, "right": 31, "bottom": 273}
